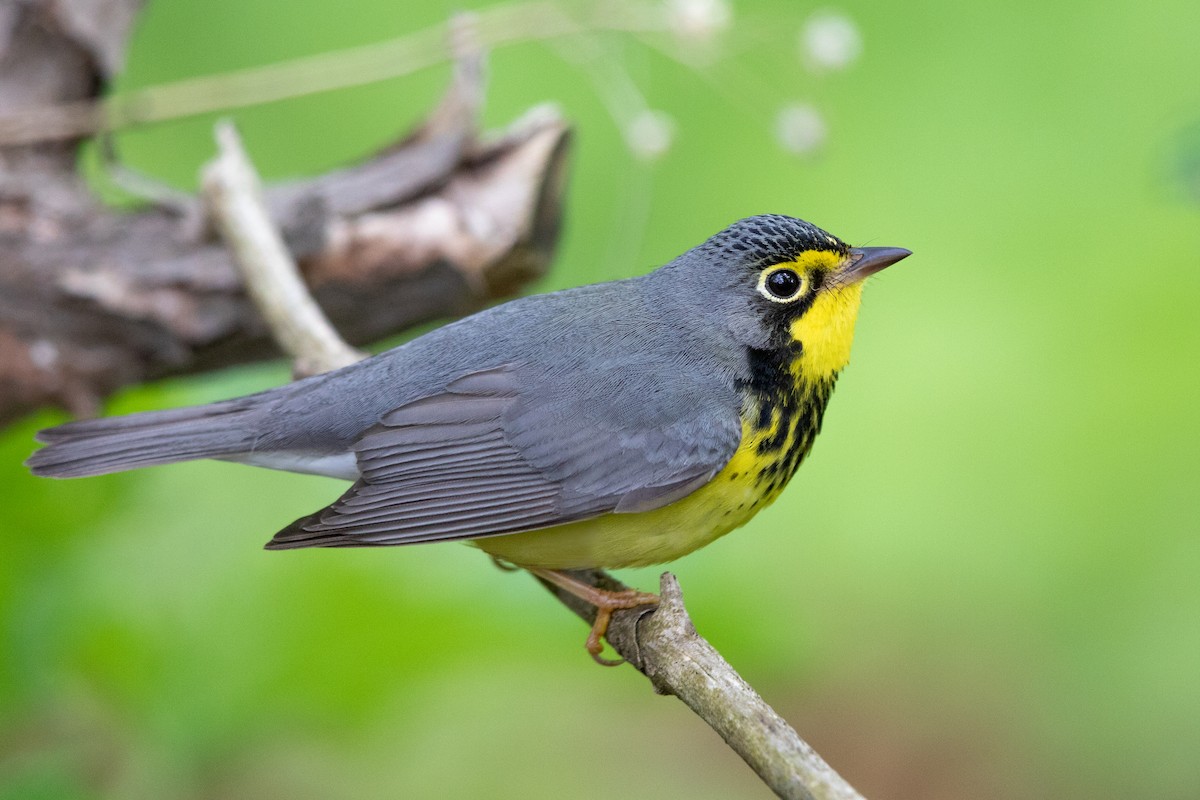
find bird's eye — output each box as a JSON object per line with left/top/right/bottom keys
{"left": 758, "top": 267, "right": 805, "bottom": 303}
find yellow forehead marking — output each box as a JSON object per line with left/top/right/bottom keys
{"left": 777, "top": 249, "right": 843, "bottom": 273}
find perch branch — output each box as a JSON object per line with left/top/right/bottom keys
{"left": 537, "top": 571, "right": 867, "bottom": 800}
{"left": 202, "top": 122, "right": 365, "bottom": 378}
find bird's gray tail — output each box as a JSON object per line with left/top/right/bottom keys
{"left": 26, "top": 394, "right": 269, "bottom": 478}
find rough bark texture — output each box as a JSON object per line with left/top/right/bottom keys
{"left": 0, "top": 0, "right": 570, "bottom": 426}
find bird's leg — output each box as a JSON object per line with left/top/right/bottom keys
{"left": 528, "top": 568, "right": 660, "bottom": 666}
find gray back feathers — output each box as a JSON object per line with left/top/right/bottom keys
{"left": 28, "top": 214, "right": 843, "bottom": 549}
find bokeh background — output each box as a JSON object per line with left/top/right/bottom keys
{"left": 3, "top": 1, "right": 1199, "bottom": 798}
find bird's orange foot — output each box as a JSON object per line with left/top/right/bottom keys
{"left": 529, "top": 568, "right": 660, "bottom": 666}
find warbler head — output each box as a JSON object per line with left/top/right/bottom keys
{"left": 664, "top": 214, "right": 910, "bottom": 380}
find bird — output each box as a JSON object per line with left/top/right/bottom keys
{"left": 27, "top": 214, "right": 909, "bottom": 663}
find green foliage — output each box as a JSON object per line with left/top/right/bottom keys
{"left": 4, "top": 0, "right": 1200, "bottom": 797}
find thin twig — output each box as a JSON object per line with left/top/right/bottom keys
{"left": 537, "top": 570, "right": 867, "bottom": 800}
{"left": 0, "top": 1, "right": 669, "bottom": 146}
{"left": 201, "top": 122, "right": 366, "bottom": 377}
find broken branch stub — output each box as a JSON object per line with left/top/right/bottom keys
{"left": 1, "top": 52, "right": 571, "bottom": 425}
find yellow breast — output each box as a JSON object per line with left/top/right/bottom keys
{"left": 474, "top": 375, "right": 838, "bottom": 570}
{"left": 475, "top": 279, "right": 864, "bottom": 570}
{"left": 473, "top": 421, "right": 782, "bottom": 569}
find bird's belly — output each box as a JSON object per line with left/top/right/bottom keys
{"left": 473, "top": 441, "right": 787, "bottom": 569}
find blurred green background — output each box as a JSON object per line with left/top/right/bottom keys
{"left": 3, "top": 0, "right": 1199, "bottom": 798}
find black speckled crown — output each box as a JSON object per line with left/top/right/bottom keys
{"left": 699, "top": 215, "right": 849, "bottom": 266}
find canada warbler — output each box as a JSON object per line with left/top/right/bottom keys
{"left": 28, "top": 214, "right": 909, "bottom": 661}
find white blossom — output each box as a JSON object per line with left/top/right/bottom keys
{"left": 800, "top": 10, "right": 862, "bottom": 72}
{"left": 665, "top": 0, "right": 732, "bottom": 44}
{"left": 626, "top": 109, "right": 675, "bottom": 161}
{"left": 776, "top": 103, "right": 827, "bottom": 155}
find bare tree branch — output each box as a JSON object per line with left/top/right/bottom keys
{"left": 0, "top": 2, "right": 669, "bottom": 147}
{"left": 0, "top": 1, "right": 570, "bottom": 427}
{"left": 202, "top": 121, "right": 365, "bottom": 378}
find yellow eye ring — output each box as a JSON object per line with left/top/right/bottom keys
{"left": 757, "top": 266, "right": 806, "bottom": 303}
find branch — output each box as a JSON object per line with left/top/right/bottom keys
{"left": 537, "top": 570, "right": 867, "bottom": 800}
{"left": 202, "top": 122, "right": 365, "bottom": 378}
{"left": 0, "top": 2, "right": 668, "bottom": 146}
{"left": 0, "top": 4, "right": 570, "bottom": 426}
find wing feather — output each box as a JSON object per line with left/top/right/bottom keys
{"left": 265, "top": 363, "right": 740, "bottom": 550}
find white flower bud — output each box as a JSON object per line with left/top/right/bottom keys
{"left": 665, "top": 0, "right": 732, "bottom": 44}
{"left": 800, "top": 10, "right": 862, "bottom": 72}
{"left": 776, "top": 103, "right": 827, "bottom": 155}
{"left": 626, "top": 109, "right": 675, "bottom": 161}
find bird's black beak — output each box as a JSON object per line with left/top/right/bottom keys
{"left": 839, "top": 247, "right": 912, "bottom": 283}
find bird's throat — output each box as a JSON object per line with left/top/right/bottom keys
{"left": 736, "top": 343, "right": 838, "bottom": 501}
{"left": 789, "top": 282, "right": 864, "bottom": 381}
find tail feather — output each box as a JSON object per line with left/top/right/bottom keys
{"left": 33, "top": 400, "right": 261, "bottom": 442}
{"left": 27, "top": 396, "right": 267, "bottom": 478}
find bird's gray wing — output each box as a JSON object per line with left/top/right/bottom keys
{"left": 266, "top": 363, "right": 741, "bottom": 549}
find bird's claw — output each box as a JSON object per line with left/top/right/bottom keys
{"left": 527, "top": 568, "right": 659, "bottom": 665}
